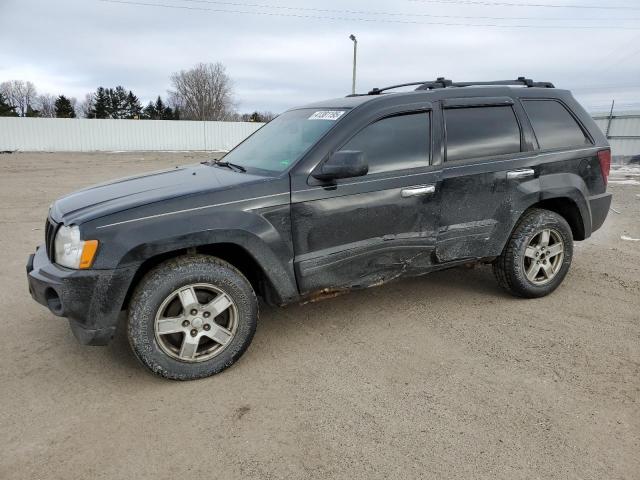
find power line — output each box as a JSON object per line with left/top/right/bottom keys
{"left": 571, "top": 83, "right": 640, "bottom": 90}
{"left": 604, "top": 38, "right": 640, "bottom": 68}
{"left": 176, "top": 0, "right": 640, "bottom": 21}
{"left": 584, "top": 32, "right": 640, "bottom": 70}
{"left": 610, "top": 46, "right": 640, "bottom": 66}
{"left": 97, "top": 0, "right": 640, "bottom": 29}
{"left": 408, "top": 0, "right": 640, "bottom": 10}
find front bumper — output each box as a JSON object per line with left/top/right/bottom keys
{"left": 26, "top": 245, "right": 136, "bottom": 345}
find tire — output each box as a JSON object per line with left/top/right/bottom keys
{"left": 128, "top": 255, "right": 258, "bottom": 380}
{"left": 493, "top": 208, "right": 573, "bottom": 298}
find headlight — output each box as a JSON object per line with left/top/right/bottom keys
{"left": 54, "top": 225, "right": 99, "bottom": 269}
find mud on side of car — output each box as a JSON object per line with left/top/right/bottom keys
{"left": 27, "top": 77, "right": 612, "bottom": 380}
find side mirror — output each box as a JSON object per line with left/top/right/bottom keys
{"left": 312, "top": 150, "right": 368, "bottom": 181}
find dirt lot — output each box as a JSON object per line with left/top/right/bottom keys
{"left": 0, "top": 152, "right": 638, "bottom": 479}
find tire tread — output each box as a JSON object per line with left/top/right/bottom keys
{"left": 493, "top": 208, "right": 573, "bottom": 298}
{"left": 127, "top": 254, "right": 258, "bottom": 380}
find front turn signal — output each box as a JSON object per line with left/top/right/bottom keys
{"left": 79, "top": 240, "right": 99, "bottom": 269}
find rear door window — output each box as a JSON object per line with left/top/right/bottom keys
{"left": 444, "top": 106, "right": 521, "bottom": 162}
{"left": 522, "top": 99, "right": 591, "bottom": 150}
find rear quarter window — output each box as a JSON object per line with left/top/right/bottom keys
{"left": 522, "top": 99, "right": 592, "bottom": 150}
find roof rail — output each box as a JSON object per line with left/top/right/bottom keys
{"left": 366, "top": 77, "right": 554, "bottom": 95}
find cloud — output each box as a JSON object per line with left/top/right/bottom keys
{"left": 1, "top": 0, "right": 639, "bottom": 113}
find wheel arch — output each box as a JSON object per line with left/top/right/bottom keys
{"left": 121, "top": 241, "right": 296, "bottom": 312}
{"left": 536, "top": 172, "right": 593, "bottom": 241}
{"left": 490, "top": 191, "right": 589, "bottom": 261}
{"left": 529, "top": 196, "right": 586, "bottom": 241}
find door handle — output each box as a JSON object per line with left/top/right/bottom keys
{"left": 507, "top": 168, "right": 535, "bottom": 180}
{"left": 401, "top": 185, "right": 436, "bottom": 198}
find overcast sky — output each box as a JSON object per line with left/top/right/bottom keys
{"left": 1, "top": 0, "right": 639, "bottom": 114}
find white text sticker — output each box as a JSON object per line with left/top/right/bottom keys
{"left": 308, "top": 110, "right": 345, "bottom": 121}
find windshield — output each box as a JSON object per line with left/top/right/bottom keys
{"left": 221, "top": 108, "right": 348, "bottom": 174}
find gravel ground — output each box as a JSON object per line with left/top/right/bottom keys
{"left": 0, "top": 152, "right": 638, "bottom": 480}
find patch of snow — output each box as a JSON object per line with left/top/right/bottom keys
{"left": 610, "top": 166, "right": 640, "bottom": 178}
{"left": 611, "top": 165, "right": 640, "bottom": 171}
{"left": 621, "top": 235, "right": 640, "bottom": 242}
{"left": 608, "top": 179, "right": 640, "bottom": 186}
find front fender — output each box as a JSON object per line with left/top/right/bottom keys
{"left": 86, "top": 206, "right": 298, "bottom": 303}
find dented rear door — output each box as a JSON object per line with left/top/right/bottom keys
{"left": 435, "top": 97, "right": 532, "bottom": 262}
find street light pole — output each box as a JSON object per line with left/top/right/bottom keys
{"left": 349, "top": 34, "right": 357, "bottom": 95}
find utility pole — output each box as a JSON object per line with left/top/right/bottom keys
{"left": 349, "top": 34, "right": 357, "bottom": 95}
{"left": 605, "top": 99, "right": 615, "bottom": 139}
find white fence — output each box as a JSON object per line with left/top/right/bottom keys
{"left": 0, "top": 117, "right": 264, "bottom": 152}
{"left": 592, "top": 111, "right": 640, "bottom": 159}
{"left": 3, "top": 113, "right": 638, "bottom": 157}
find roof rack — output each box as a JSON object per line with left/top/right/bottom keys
{"left": 366, "top": 77, "right": 554, "bottom": 95}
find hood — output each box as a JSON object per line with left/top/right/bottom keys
{"left": 51, "top": 163, "right": 268, "bottom": 224}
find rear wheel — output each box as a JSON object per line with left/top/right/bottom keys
{"left": 128, "top": 255, "right": 258, "bottom": 380}
{"left": 493, "top": 209, "right": 573, "bottom": 298}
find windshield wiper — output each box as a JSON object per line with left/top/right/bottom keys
{"left": 209, "top": 159, "right": 246, "bottom": 173}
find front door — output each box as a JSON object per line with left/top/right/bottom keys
{"left": 290, "top": 109, "right": 441, "bottom": 294}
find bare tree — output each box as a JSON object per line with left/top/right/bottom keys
{"left": 169, "top": 62, "right": 235, "bottom": 121}
{"left": 80, "top": 93, "right": 94, "bottom": 118}
{"left": 260, "top": 111, "right": 277, "bottom": 122}
{"left": 69, "top": 97, "right": 81, "bottom": 118}
{"left": 36, "top": 94, "right": 56, "bottom": 118}
{"left": 237, "top": 111, "right": 276, "bottom": 122}
{"left": 0, "top": 80, "right": 37, "bottom": 116}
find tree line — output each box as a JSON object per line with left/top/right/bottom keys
{"left": 82, "top": 87, "right": 178, "bottom": 120}
{"left": 0, "top": 62, "right": 275, "bottom": 122}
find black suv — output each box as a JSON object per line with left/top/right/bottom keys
{"left": 27, "top": 78, "right": 612, "bottom": 380}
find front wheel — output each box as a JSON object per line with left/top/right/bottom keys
{"left": 493, "top": 208, "right": 573, "bottom": 298}
{"left": 128, "top": 255, "right": 258, "bottom": 380}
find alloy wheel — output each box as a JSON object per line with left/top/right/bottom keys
{"left": 522, "top": 228, "right": 565, "bottom": 286}
{"left": 154, "top": 283, "right": 238, "bottom": 362}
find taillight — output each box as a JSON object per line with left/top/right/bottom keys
{"left": 597, "top": 149, "right": 611, "bottom": 186}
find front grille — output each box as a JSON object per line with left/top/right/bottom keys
{"left": 44, "top": 217, "right": 58, "bottom": 262}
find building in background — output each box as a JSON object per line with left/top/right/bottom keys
{"left": 591, "top": 110, "right": 640, "bottom": 164}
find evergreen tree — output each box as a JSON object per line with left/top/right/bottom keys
{"left": 154, "top": 96, "right": 165, "bottom": 119}
{"left": 125, "top": 91, "right": 142, "bottom": 119}
{"left": 88, "top": 86, "right": 142, "bottom": 119}
{"left": 244, "top": 111, "right": 275, "bottom": 122}
{"left": 142, "top": 100, "right": 157, "bottom": 120}
{"left": 0, "top": 93, "right": 17, "bottom": 116}
{"left": 163, "top": 105, "right": 174, "bottom": 120}
{"left": 108, "top": 86, "right": 128, "bottom": 118}
{"left": 54, "top": 95, "right": 76, "bottom": 118}
{"left": 172, "top": 106, "right": 180, "bottom": 120}
{"left": 142, "top": 96, "right": 176, "bottom": 120}
{"left": 91, "top": 87, "right": 109, "bottom": 118}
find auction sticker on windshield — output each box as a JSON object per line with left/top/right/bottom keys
{"left": 308, "top": 110, "right": 345, "bottom": 121}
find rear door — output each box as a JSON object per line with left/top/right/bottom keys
{"left": 290, "top": 105, "right": 442, "bottom": 294}
{"left": 435, "top": 97, "right": 535, "bottom": 262}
